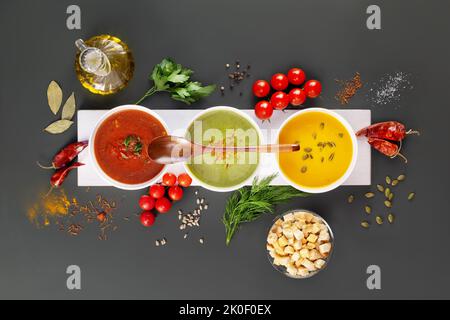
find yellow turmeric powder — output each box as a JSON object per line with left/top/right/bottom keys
{"left": 27, "top": 189, "right": 72, "bottom": 226}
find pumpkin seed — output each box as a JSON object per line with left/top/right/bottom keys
{"left": 304, "top": 147, "right": 312, "bottom": 153}
{"left": 391, "top": 179, "right": 399, "bottom": 186}
{"left": 47, "top": 80, "right": 63, "bottom": 115}
{"left": 376, "top": 184, "right": 384, "bottom": 192}
{"left": 408, "top": 192, "right": 415, "bottom": 201}
{"left": 347, "top": 195, "right": 354, "bottom": 204}
{"left": 302, "top": 154, "right": 309, "bottom": 160}
{"left": 376, "top": 216, "right": 383, "bottom": 225}
{"left": 388, "top": 193, "right": 394, "bottom": 201}
{"left": 319, "top": 122, "right": 325, "bottom": 130}
{"left": 397, "top": 174, "right": 406, "bottom": 181}
{"left": 388, "top": 213, "right": 395, "bottom": 224}
{"left": 61, "top": 92, "right": 76, "bottom": 120}
{"left": 365, "top": 192, "right": 375, "bottom": 199}
{"left": 364, "top": 205, "right": 371, "bottom": 214}
{"left": 384, "top": 200, "right": 392, "bottom": 208}
{"left": 384, "top": 188, "right": 391, "bottom": 198}
{"left": 361, "top": 221, "right": 370, "bottom": 228}
{"left": 312, "top": 132, "right": 317, "bottom": 140}
{"left": 329, "top": 152, "right": 335, "bottom": 161}
{"left": 44, "top": 119, "right": 73, "bottom": 134}
{"left": 385, "top": 176, "right": 392, "bottom": 185}
{"left": 301, "top": 166, "right": 307, "bottom": 173}
{"left": 338, "top": 133, "right": 344, "bottom": 138}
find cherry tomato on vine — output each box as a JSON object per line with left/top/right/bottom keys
{"left": 139, "top": 195, "right": 155, "bottom": 211}
{"left": 254, "top": 100, "right": 273, "bottom": 120}
{"left": 155, "top": 197, "right": 172, "bottom": 213}
{"left": 140, "top": 211, "right": 156, "bottom": 227}
{"left": 270, "top": 73, "right": 289, "bottom": 91}
{"left": 177, "top": 173, "right": 192, "bottom": 187}
{"left": 252, "top": 80, "right": 271, "bottom": 98}
{"left": 149, "top": 184, "right": 165, "bottom": 199}
{"left": 288, "top": 68, "right": 306, "bottom": 85}
{"left": 168, "top": 186, "right": 183, "bottom": 201}
{"left": 162, "top": 173, "right": 177, "bottom": 186}
{"left": 270, "top": 91, "right": 290, "bottom": 110}
{"left": 304, "top": 80, "right": 322, "bottom": 98}
{"left": 288, "top": 88, "right": 306, "bottom": 106}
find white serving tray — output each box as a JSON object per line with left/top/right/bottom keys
{"left": 77, "top": 109, "right": 371, "bottom": 187}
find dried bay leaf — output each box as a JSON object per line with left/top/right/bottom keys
{"left": 47, "top": 81, "right": 63, "bottom": 115}
{"left": 61, "top": 92, "right": 76, "bottom": 120}
{"left": 44, "top": 119, "right": 73, "bottom": 134}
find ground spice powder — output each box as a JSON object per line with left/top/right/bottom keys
{"left": 335, "top": 72, "right": 363, "bottom": 105}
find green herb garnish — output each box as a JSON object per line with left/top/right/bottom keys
{"left": 123, "top": 135, "right": 143, "bottom": 155}
{"left": 222, "top": 174, "right": 308, "bottom": 245}
{"left": 136, "top": 58, "right": 216, "bottom": 105}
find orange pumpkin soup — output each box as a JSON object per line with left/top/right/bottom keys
{"left": 94, "top": 110, "right": 167, "bottom": 184}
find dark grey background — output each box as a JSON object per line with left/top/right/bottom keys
{"left": 0, "top": 0, "right": 449, "bottom": 299}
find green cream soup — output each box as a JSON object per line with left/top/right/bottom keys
{"left": 186, "top": 109, "right": 259, "bottom": 189}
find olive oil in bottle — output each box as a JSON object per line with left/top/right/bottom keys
{"left": 75, "top": 35, "right": 134, "bottom": 95}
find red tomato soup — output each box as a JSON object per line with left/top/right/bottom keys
{"left": 94, "top": 110, "right": 167, "bottom": 184}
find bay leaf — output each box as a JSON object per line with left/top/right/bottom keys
{"left": 47, "top": 81, "right": 63, "bottom": 115}
{"left": 44, "top": 119, "right": 73, "bottom": 134}
{"left": 61, "top": 92, "right": 76, "bottom": 120}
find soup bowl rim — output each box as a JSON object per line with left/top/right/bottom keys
{"left": 183, "top": 106, "right": 263, "bottom": 193}
{"left": 89, "top": 104, "right": 169, "bottom": 190}
{"left": 276, "top": 107, "right": 358, "bottom": 193}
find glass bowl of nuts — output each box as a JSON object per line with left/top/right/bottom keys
{"left": 266, "top": 209, "right": 334, "bottom": 279}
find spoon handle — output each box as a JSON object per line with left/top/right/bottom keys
{"left": 203, "top": 144, "right": 300, "bottom": 153}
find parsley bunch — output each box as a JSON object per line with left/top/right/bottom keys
{"left": 136, "top": 58, "right": 216, "bottom": 105}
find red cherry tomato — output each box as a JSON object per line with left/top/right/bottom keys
{"left": 162, "top": 173, "right": 177, "bottom": 186}
{"left": 149, "top": 184, "right": 165, "bottom": 199}
{"left": 270, "top": 73, "right": 289, "bottom": 91}
{"left": 252, "top": 80, "right": 271, "bottom": 98}
{"left": 288, "top": 68, "right": 306, "bottom": 85}
{"left": 288, "top": 88, "right": 306, "bottom": 106}
{"left": 140, "top": 211, "right": 156, "bottom": 227}
{"left": 177, "top": 173, "right": 192, "bottom": 188}
{"left": 168, "top": 186, "right": 183, "bottom": 201}
{"left": 155, "top": 197, "right": 172, "bottom": 213}
{"left": 139, "top": 195, "right": 155, "bottom": 211}
{"left": 303, "top": 80, "right": 322, "bottom": 98}
{"left": 254, "top": 100, "right": 273, "bottom": 120}
{"left": 270, "top": 91, "right": 290, "bottom": 110}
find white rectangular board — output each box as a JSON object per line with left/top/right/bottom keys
{"left": 77, "top": 109, "right": 371, "bottom": 187}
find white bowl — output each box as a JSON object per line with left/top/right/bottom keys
{"left": 277, "top": 108, "right": 358, "bottom": 193}
{"left": 89, "top": 105, "right": 169, "bottom": 190}
{"left": 183, "top": 106, "right": 263, "bottom": 192}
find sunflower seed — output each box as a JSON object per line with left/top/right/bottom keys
{"left": 376, "top": 184, "right": 384, "bottom": 192}
{"left": 397, "top": 174, "right": 406, "bottom": 181}
{"left": 365, "top": 205, "right": 371, "bottom": 214}
{"left": 388, "top": 213, "right": 395, "bottom": 224}
{"left": 386, "top": 176, "right": 392, "bottom": 185}
{"left": 376, "top": 216, "right": 383, "bottom": 225}
{"left": 155, "top": 240, "right": 160, "bottom": 246}
{"left": 384, "top": 200, "right": 392, "bottom": 208}
{"left": 361, "top": 221, "right": 370, "bottom": 228}
{"left": 408, "top": 192, "right": 415, "bottom": 201}
{"left": 365, "top": 192, "right": 375, "bottom": 199}
{"left": 199, "top": 238, "right": 204, "bottom": 244}
{"left": 347, "top": 195, "right": 355, "bottom": 203}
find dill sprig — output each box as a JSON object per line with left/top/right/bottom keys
{"left": 223, "top": 174, "right": 308, "bottom": 245}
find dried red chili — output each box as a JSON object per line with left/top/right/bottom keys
{"left": 38, "top": 141, "right": 88, "bottom": 169}
{"left": 368, "top": 138, "right": 407, "bottom": 163}
{"left": 46, "top": 162, "right": 85, "bottom": 196}
{"left": 356, "top": 122, "right": 419, "bottom": 141}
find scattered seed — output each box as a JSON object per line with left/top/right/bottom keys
{"left": 361, "top": 221, "right": 370, "bottom": 228}
{"left": 155, "top": 240, "right": 160, "bottom": 246}
{"left": 321, "top": 156, "right": 324, "bottom": 163}
{"left": 391, "top": 179, "right": 399, "bottom": 186}
{"left": 302, "top": 154, "right": 309, "bottom": 160}
{"left": 195, "top": 190, "right": 199, "bottom": 195}
{"left": 301, "top": 166, "right": 307, "bottom": 173}
{"left": 376, "top": 184, "right": 384, "bottom": 192}
{"left": 388, "top": 193, "right": 394, "bottom": 201}
{"left": 184, "top": 233, "right": 188, "bottom": 239}
{"left": 312, "top": 132, "right": 317, "bottom": 140}
{"left": 196, "top": 199, "right": 200, "bottom": 205}
{"left": 376, "top": 216, "right": 384, "bottom": 225}
{"left": 386, "top": 176, "right": 392, "bottom": 185}
{"left": 338, "top": 133, "right": 344, "bottom": 138}
{"left": 384, "top": 188, "right": 391, "bottom": 198}
{"left": 384, "top": 200, "right": 392, "bottom": 208}
{"left": 319, "top": 122, "right": 325, "bottom": 130}
{"left": 225, "top": 63, "right": 230, "bottom": 68}
{"left": 304, "top": 147, "right": 312, "bottom": 153}
{"left": 365, "top": 205, "right": 371, "bottom": 214}
{"left": 347, "top": 194, "right": 355, "bottom": 203}
{"left": 388, "top": 213, "right": 395, "bottom": 224}
{"left": 397, "top": 174, "right": 406, "bottom": 181}
{"left": 365, "top": 192, "right": 375, "bottom": 199}
{"left": 199, "top": 238, "right": 204, "bottom": 244}
{"left": 408, "top": 192, "right": 415, "bottom": 201}
{"left": 204, "top": 204, "right": 209, "bottom": 210}
{"left": 329, "top": 152, "right": 335, "bottom": 161}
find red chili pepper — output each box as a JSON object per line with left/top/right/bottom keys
{"left": 46, "top": 162, "right": 85, "bottom": 196}
{"left": 38, "top": 141, "right": 88, "bottom": 169}
{"left": 356, "top": 121, "right": 419, "bottom": 141}
{"left": 368, "top": 138, "right": 407, "bottom": 163}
